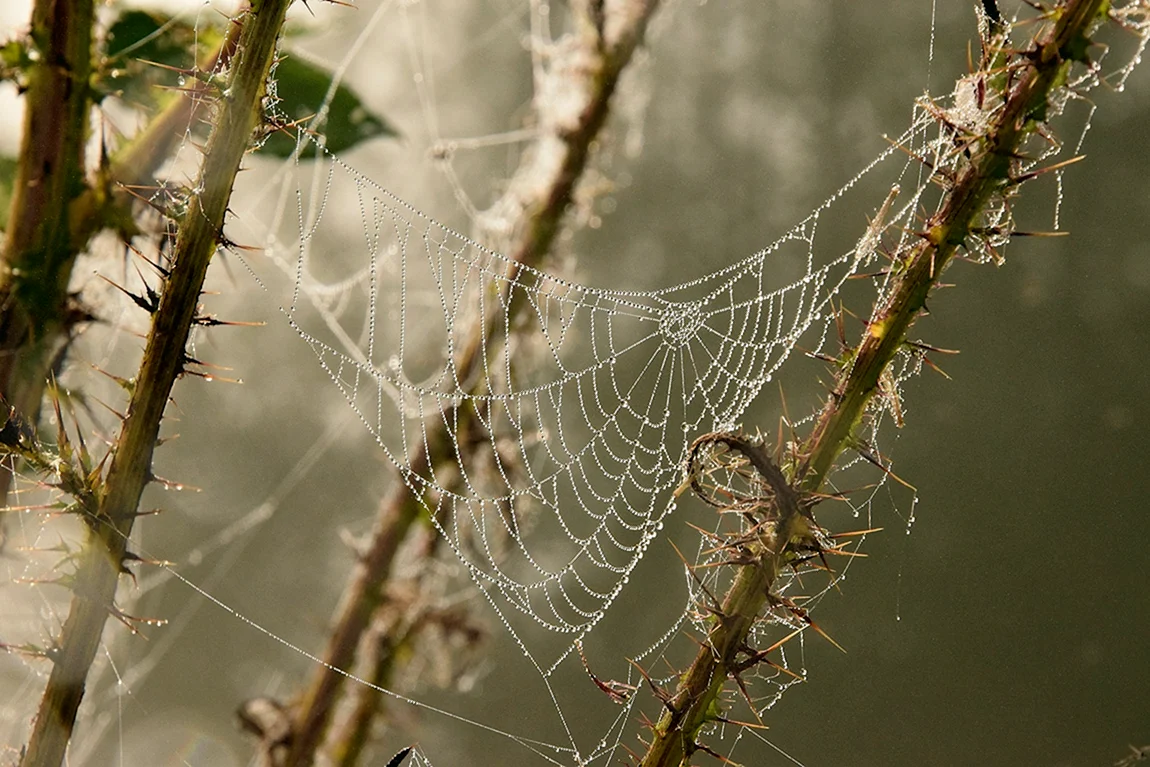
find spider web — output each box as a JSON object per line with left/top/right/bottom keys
{"left": 2, "top": 2, "right": 1149, "bottom": 766}
{"left": 232, "top": 3, "right": 1150, "bottom": 763}
{"left": 257, "top": 135, "right": 913, "bottom": 675}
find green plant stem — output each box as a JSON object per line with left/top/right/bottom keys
{"left": 796, "top": 0, "right": 1106, "bottom": 491}
{"left": 18, "top": 3, "right": 292, "bottom": 765}
{"left": 0, "top": 16, "right": 240, "bottom": 511}
{"left": 0, "top": 0, "right": 95, "bottom": 504}
{"left": 640, "top": 435, "right": 810, "bottom": 767}
{"left": 638, "top": 2, "right": 1108, "bottom": 764}
{"left": 281, "top": 3, "right": 662, "bottom": 765}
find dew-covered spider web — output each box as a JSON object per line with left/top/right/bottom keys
{"left": 223, "top": 2, "right": 1149, "bottom": 763}
{"left": 3, "top": 1, "right": 1150, "bottom": 766}
{"left": 265, "top": 137, "right": 913, "bottom": 673}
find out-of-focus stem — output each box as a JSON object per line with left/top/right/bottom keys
{"left": 282, "top": 3, "right": 663, "bottom": 765}
{"left": 72, "top": 19, "right": 244, "bottom": 246}
{"left": 0, "top": 0, "right": 96, "bottom": 505}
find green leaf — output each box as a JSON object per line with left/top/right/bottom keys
{"left": 260, "top": 55, "right": 396, "bottom": 159}
{"left": 0, "top": 155, "right": 17, "bottom": 233}
{"left": 101, "top": 9, "right": 221, "bottom": 109}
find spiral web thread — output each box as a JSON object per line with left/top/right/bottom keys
{"left": 248, "top": 130, "right": 932, "bottom": 764}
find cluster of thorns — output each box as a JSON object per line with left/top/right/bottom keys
{"left": 576, "top": 430, "right": 880, "bottom": 756}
